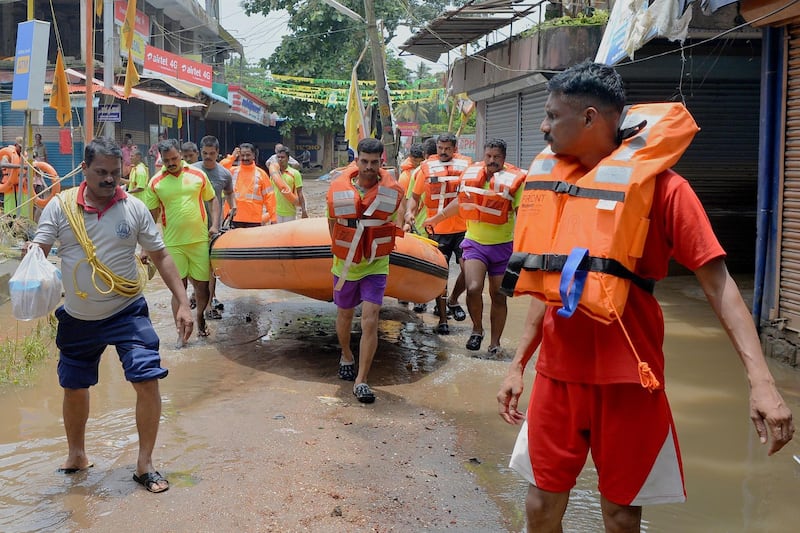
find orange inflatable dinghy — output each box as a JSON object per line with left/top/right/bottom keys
{"left": 210, "top": 217, "right": 448, "bottom": 303}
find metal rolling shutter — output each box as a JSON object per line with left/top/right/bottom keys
{"left": 519, "top": 87, "right": 548, "bottom": 172}
{"left": 485, "top": 94, "right": 520, "bottom": 166}
{"left": 779, "top": 25, "right": 800, "bottom": 330}
{"left": 625, "top": 79, "right": 760, "bottom": 274}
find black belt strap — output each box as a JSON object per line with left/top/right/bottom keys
{"left": 500, "top": 251, "right": 655, "bottom": 296}
{"left": 524, "top": 180, "right": 626, "bottom": 203}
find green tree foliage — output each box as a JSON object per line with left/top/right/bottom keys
{"left": 240, "top": 0, "right": 468, "bottom": 136}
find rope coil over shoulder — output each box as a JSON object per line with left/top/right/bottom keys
{"left": 57, "top": 187, "right": 148, "bottom": 299}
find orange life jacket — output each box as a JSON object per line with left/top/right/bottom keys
{"left": 420, "top": 154, "right": 471, "bottom": 215}
{"left": 457, "top": 162, "right": 527, "bottom": 225}
{"left": 503, "top": 102, "right": 699, "bottom": 324}
{"left": 231, "top": 164, "right": 274, "bottom": 224}
{"left": 268, "top": 161, "right": 299, "bottom": 206}
{"left": 327, "top": 165, "right": 404, "bottom": 272}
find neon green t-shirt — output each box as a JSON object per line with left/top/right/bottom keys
{"left": 128, "top": 162, "right": 149, "bottom": 201}
{"left": 274, "top": 167, "right": 303, "bottom": 217}
{"left": 464, "top": 174, "right": 525, "bottom": 245}
{"left": 143, "top": 162, "right": 216, "bottom": 246}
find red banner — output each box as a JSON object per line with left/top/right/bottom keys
{"left": 143, "top": 45, "right": 212, "bottom": 89}
{"left": 114, "top": 0, "right": 150, "bottom": 37}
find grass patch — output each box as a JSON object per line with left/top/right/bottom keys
{"left": 0, "top": 315, "right": 57, "bottom": 385}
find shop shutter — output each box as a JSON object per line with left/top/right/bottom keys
{"left": 778, "top": 24, "right": 800, "bottom": 331}
{"left": 485, "top": 94, "right": 520, "bottom": 166}
{"left": 519, "top": 88, "right": 549, "bottom": 171}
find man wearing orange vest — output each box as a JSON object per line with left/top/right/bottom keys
{"left": 327, "top": 138, "right": 404, "bottom": 403}
{"left": 222, "top": 143, "right": 276, "bottom": 228}
{"left": 423, "top": 139, "right": 526, "bottom": 356}
{"left": 404, "top": 133, "right": 469, "bottom": 334}
{"left": 0, "top": 137, "right": 24, "bottom": 215}
{"left": 496, "top": 61, "right": 794, "bottom": 531}
{"left": 397, "top": 142, "right": 424, "bottom": 193}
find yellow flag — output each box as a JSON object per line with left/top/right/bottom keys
{"left": 344, "top": 67, "right": 366, "bottom": 152}
{"left": 177, "top": 108, "right": 183, "bottom": 130}
{"left": 95, "top": 0, "right": 102, "bottom": 17}
{"left": 121, "top": 0, "right": 137, "bottom": 51}
{"left": 124, "top": 50, "right": 139, "bottom": 98}
{"left": 49, "top": 50, "right": 72, "bottom": 127}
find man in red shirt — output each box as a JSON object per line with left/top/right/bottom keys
{"left": 497, "top": 61, "right": 794, "bottom": 532}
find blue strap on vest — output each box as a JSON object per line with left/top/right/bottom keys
{"left": 557, "top": 247, "right": 589, "bottom": 318}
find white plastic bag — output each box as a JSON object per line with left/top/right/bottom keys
{"left": 9, "top": 244, "right": 63, "bottom": 321}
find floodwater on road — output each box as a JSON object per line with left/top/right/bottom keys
{"left": 0, "top": 272, "right": 799, "bottom": 532}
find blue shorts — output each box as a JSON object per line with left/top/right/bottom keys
{"left": 461, "top": 239, "right": 513, "bottom": 277}
{"left": 55, "top": 297, "right": 168, "bottom": 389}
{"left": 333, "top": 274, "right": 387, "bottom": 309}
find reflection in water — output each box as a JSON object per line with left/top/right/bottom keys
{"left": 0, "top": 276, "right": 799, "bottom": 532}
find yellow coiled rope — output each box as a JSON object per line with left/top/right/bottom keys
{"left": 56, "top": 187, "right": 147, "bottom": 299}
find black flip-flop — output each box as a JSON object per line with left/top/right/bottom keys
{"left": 133, "top": 471, "right": 170, "bottom": 493}
{"left": 448, "top": 303, "right": 467, "bottom": 321}
{"left": 466, "top": 333, "right": 484, "bottom": 351}
{"left": 57, "top": 463, "right": 94, "bottom": 474}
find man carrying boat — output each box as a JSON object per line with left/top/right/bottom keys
{"left": 269, "top": 146, "right": 308, "bottom": 223}
{"left": 496, "top": 60, "right": 794, "bottom": 532}
{"left": 327, "top": 138, "right": 405, "bottom": 403}
{"left": 422, "top": 139, "right": 526, "bottom": 356}
{"left": 143, "top": 138, "right": 219, "bottom": 338}
{"left": 404, "top": 133, "right": 470, "bottom": 334}
{"left": 222, "top": 143, "right": 276, "bottom": 228}
{"left": 193, "top": 135, "right": 236, "bottom": 319}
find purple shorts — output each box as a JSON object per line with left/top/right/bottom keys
{"left": 333, "top": 274, "right": 388, "bottom": 309}
{"left": 460, "top": 239, "right": 513, "bottom": 277}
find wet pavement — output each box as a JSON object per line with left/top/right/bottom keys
{"left": 1, "top": 271, "right": 799, "bottom": 532}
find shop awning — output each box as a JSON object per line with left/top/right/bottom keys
{"left": 65, "top": 68, "right": 204, "bottom": 109}
{"left": 400, "top": 0, "right": 544, "bottom": 63}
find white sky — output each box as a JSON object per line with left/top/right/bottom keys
{"left": 217, "top": 3, "right": 448, "bottom": 74}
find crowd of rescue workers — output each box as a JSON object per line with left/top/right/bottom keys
{"left": 1, "top": 61, "right": 794, "bottom": 532}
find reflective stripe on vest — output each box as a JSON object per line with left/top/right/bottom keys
{"left": 504, "top": 102, "right": 699, "bottom": 324}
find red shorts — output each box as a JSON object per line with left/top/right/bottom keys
{"left": 509, "top": 373, "right": 686, "bottom": 506}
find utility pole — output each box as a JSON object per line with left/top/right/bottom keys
{"left": 103, "top": 0, "right": 115, "bottom": 139}
{"left": 363, "top": 0, "right": 396, "bottom": 169}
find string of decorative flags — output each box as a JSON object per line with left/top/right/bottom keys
{"left": 253, "top": 74, "right": 446, "bottom": 107}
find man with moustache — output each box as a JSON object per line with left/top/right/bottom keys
{"left": 497, "top": 61, "right": 795, "bottom": 532}
{"left": 30, "top": 137, "right": 193, "bottom": 493}
{"left": 423, "top": 139, "right": 526, "bottom": 355}
{"left": 192, "top": 135, "right": 236, "bottom": 318}
{"left": 222, "top": 142, "right": 276, "bottom": 228}
{"left": 269, "top": 146, "right": 307, "bottom": 223}
{"left": 404, "top": 132, "right": 470, "bottom": 334}
{"left": 143, "top": 138, "right": 219, "bottom": 338}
